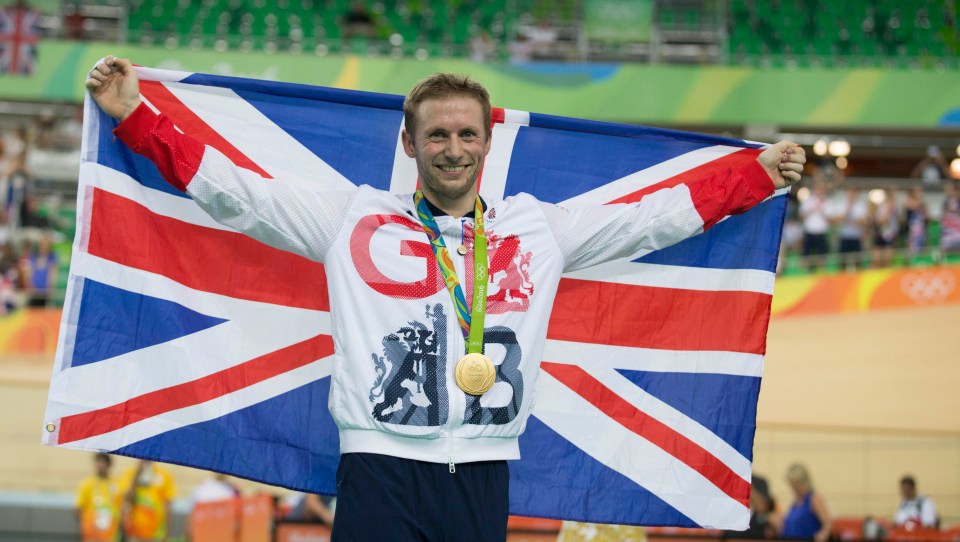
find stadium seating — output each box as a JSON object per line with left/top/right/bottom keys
{"left": 115, "top": 0, "right": 958, "bottom": 66}
{"left": 729, "top": 0, "right": 959, "bottom": 68}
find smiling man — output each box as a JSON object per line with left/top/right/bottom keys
{"left": 86, "top": 56, "right": 805, "bottom": 542}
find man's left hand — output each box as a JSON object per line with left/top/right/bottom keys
{"left": 758, "top": 141, "right": 806, "bottom": 190}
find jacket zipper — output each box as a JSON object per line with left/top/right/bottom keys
{"left": 443, "top": 218, "right": 469, "bottom": 474}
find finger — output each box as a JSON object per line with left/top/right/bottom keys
{"left": 782, "top": 170, "right": 801, "bottom": 182}
{"left": 89, "top": 69, "right": 108, "bottom": 82}
{"left": 85, "top": 79, "right": 101, "bottom": 90}
{"left": 773, "top": 140, "right": 799, "bottom": 153}
{"left": 111, "top": 57, "right": 136, "bottom": 76}
{"left": 779, "top": 162, "right": 804, "bottom": 174}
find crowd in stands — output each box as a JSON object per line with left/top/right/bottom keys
{"left": 734, "top": 467, "right": 946, "bottom": 542}
{"left": 780, "top": 158, "right": 960, "bottom": 274}
{"left": 0, "top": 108, "right": 80, "bottom": 312}
{"left": 74, "top": 451, "right": 954, "bottom": 541}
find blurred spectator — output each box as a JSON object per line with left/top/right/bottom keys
{"left": 342, "top": 1, "right": 375, "bottom": 39}
{"left": 911, "top": 146, "right": 950, "bottom": 187}
{"left": 190, "top": 472, "right": 240, "bottom": 505}
{"left": 941, "top": 180, "right": 960, "bottom": 254}
{"left": 781, "top": 463, "right": 831, "bottom": 542}
{"left": 470, "top": 31, "right": 496, "bottom": 63}
{"left": 119, "top": 460, "right": 178, "bottom": 542}
{"left": 830, "top": 187, "right": 868, "bottom": 270}
{"left": 21, "top": 194, "right": 55, "bottom": 230}
{"left": 508, "top": 32, "right": 534, "bottom": 63}
{"left": 893, "top": 475, "right": 938, "bottom": 529}
{"left": 870, "top": 189, "right": 899, "bottom": 268}
{"left": 2, "top": 152, "right": 31, "bottom": 235}
{"left": 811, "top": 158, "right": 844, "bottom": 187}
{"left": 75, "top": 452, "right": 121, "bottom": 542}
{"left": 527, "top": 18, "right": 558, "bottom": 59}
{"left": 63, "top": 2, "right": 88, "bottom": 40}
{"left": 0, "top": 242, "right": 20, "bottom": 313}
{"left": 723, "top": 474, "right": 779, "bottom": 539}
{"left": 34, "top": 108, "right": 58, "bottom": 149}
{"left": 285, "top": 492, "right": 335, "bottom": 526}
{"left": 799, "top": 182, "right": 830, "bottom": 269}
{"left": 22, "top": 233, "right": 57, "bottom": 307}
{"left": 58, "top": 105, "right": 84, "bottom": 150}
{"left": 902, "top": 187, "right": 927, "bottom": 256}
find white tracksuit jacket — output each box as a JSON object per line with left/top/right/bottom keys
{"left": 114, "top": 103, "right": 774, "bottom": 467}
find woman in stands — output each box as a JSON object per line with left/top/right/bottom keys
{"left": 781, "top": 463, "right": 832, "bottom": 541}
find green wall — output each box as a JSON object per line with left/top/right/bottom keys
{"left": 3, "top": 40, "right": 959, "bottom": 128}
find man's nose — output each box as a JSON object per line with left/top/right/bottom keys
{"left": 445, "top": 136, "right": 463, "bottom": 160}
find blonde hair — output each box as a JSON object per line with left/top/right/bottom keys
{"left": 786, "top": 463, "right": 812, "bottom": 488}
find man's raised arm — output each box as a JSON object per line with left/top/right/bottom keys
{"left": 539, "top": 142, "right": 806, "bottom": 273}
{"left": 85, "top": 56, "right": 353, "bottom": 263}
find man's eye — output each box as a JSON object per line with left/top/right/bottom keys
{"left": 428, "top": 132, "right": 445, "bottom": 139}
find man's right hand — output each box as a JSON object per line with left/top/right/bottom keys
{"left": 85, "top": 55, "right": 142, "bottom": 122}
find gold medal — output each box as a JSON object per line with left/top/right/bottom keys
{"left": 455, "top": 353, "right": 496, "bottom": 395}
{"left": 457, "top": 244, "right": 468, "bottom": 255}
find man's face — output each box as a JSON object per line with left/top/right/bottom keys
{"left": 901, "top": 482, "right": 916, "bottom": 500}
{"left": 402, "top": 95, "right": 491, "bottom": 205}
{"left": 95, "top": 457, "right": 110, "bottom": 478}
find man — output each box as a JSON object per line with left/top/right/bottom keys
{"left": 118, "top": 460, "right": 178, "bottom": 542}
{"left": 75, "top": 452, "right": 121, "bottom": 542}
{"left": 894, "top": 475, "right": 938, "bottom": 529}
{"left": 829, "top": 187, "right": 868, "bottom": 270}
{"left": 86, "top": 55, "right": 806, "bottom": 541}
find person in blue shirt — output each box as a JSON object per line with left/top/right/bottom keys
{"left": 781, "top": 463, "right": 832, "bottom": 541}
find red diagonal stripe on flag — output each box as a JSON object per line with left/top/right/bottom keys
{"left": 609, "top": 148, "right": 761, "bottom": 204}
{"left": 139, "top": 80, "right": 273, "bottom": 178}
{"left": 57, "top": 333, "right": 334, "bottom": 445}
{"left": 541, "top": 362, "right": 751, "bottom": 507}
{"left": 548, "top": 278, "right": 770, "bottom": 354}
{"left": 86, "top": 188, "right": 329, "bottom": 311}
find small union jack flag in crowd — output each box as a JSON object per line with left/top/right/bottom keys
{"left": 0, "top": 2, "right": 40, "bottom": 76}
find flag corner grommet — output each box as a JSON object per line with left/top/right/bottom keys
{"left": 44, "top": 423, "right": 56, "bottom": 433}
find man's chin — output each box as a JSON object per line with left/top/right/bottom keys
{"left": 422, "top": 175, "right": 479, "bottom": 201}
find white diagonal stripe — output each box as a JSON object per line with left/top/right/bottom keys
{"left": 51, "top": 356, "right": 333, "bottom": 452}
{"left": 389, "top": 120, "right": 418, "bottom": 193}
{"left": 586, "top": 365, "right": 753, "bottom": 478}
{"left": 533, "top": 373, "right": 748, "bottom": 529}
{"left": 45, "top": 254, "right": 329, "bottom": 419}
{"left": 478, "top": 121, "right": 521, "bottom": 202}
{"left": 162, "top": 82, "right": 357, "bottom": 192}
{"left": 83, "top": 163, "right": 234, "bottom": 231}
{"left": 559, "top": 145, "right": 744, "bottom": 207}
{"left": 542, "top": 340, "right": 764, "bottom": 378}
{"left": 563, "top": 261, "right": 776, "bottom": 294}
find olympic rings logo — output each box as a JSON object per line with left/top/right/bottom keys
{"left": 899, "top": 271, "right": 957, "bottom": 305}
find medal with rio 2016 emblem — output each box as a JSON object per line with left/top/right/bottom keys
{"left": 456, "top": 353, "right": 496, "bottom": 395}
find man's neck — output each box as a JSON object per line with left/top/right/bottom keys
{"left": 420, "top": 191, "right": 478, "bottom": 219}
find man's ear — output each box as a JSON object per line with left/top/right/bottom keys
{"left": 401, "top": 129, "right": 416, "bottom": 158}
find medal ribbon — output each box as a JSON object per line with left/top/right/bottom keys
{"left": 413, "top": 190, "right": 487, "bottom": 354}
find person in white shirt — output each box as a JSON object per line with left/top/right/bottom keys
{"left": 799, "top": 181, "right": 830, "bottom": 269}
{"left": 829, "top": 187, "right": 868, "bottom": 270}
{"left": 190, "top": 472, "right": 240, "bottom": 505}
{"left": 894, "top": 475, "right": 938, "bottom": 529}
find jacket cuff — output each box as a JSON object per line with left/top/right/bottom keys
{"left": 112, "top": 102, "right": 204, "bottom": 192}
{"left": 690, "top": 154, "right": 775, "bottom": 232}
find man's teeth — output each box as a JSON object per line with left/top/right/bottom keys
{"left": 439, "top": 165, "right": 467, "bottom": 172}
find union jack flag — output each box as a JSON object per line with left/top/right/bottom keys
{"left": 0, "top": 4, "right": 39, "bottom": 75}
{"left": 43, "top": 67, "right": 786, "bottom": 529}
